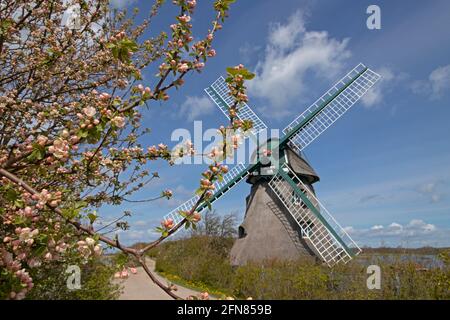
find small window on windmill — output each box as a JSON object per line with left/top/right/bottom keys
{"left": 300, "top": 220, "right": 314, "bottom": 238}
{"left": 291, "top": 189, "right": 307, "bottom": 209}
{"left": 292, "top": 191, "right": 302, "bottom": 205}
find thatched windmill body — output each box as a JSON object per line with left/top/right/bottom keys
{"left": 163, "top": 63, "right": 381, "bottom": 267}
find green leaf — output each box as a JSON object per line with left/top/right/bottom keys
{"left": 32, "top": 245, "right": 47, "bottom": 257}
{"left": 77, "top": 129, "right": 89, "bottom": 139}
{"left": 226, "top": 67, "right": 255, "bottom": 80}
{"left": 27, "top": 143, "right": 46, "bottom": 161}
{"left": 61, "top": 208, "right": 76, "bottom": 219}
{"left": 0, "top": 19, "right": 13, "bottom": 36}
{"left": 87, "top": 212, "right": 97, "bottom": 224}
{"left": 75, "top": 201, "right": 88, "bottom": 210}
{"left": 226, "top": 67, "right": 239, "bottom": 76}
{"left": 5, "top": 188, "right": 18, "bottom": 202}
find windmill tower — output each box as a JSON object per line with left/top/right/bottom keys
{"left": 163, "top": 63, "right": 381, "bottom": 267}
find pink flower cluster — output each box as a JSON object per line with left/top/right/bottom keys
{"left": 1, "top": 247, "right": 34, "bottom": 300}
{"left": 161, "top": 218, "right": 174, "bottom": 230}
{"left": 31, "top": 189, "right": 62, "bottom": 209}
{"left": 114, "top": 266, "right": 138, "bottom": 279}
{"left": 137, "top": 84, "right": 152, "bottom": 99}
{"left": 76, "top": 237, "right": 102, "bottom": 259}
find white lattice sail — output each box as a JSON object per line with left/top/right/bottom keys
{"left": 268, "top": 164, "right": 361, "bottom": 266}
{"left": 163, "top": 163, "right": 251, "bottom": 233}
{"left": 283, "top": 63, "right": 381, "bottom": 152}
{"left": 205, "top": 76, "right": 267, "bottom": 135}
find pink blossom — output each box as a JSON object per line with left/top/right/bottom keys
{"left": 111, "top": 116, "right": 125, "bottom": 128}
{"left": 48, "top": 138, "right": 69, "bottom": 159}
{"left": 85, "top": 237, "right": 95, "bottom": 246}
{"left": 178, "top": 15, "right": 191, "bottom": 23}
{"left": 93, "top": 245, "right": 102, "bottom": 256}
{"left": 177, "top": 63, "right": 189, "bottom": 73}
{"left": 161, "top": 218, "right": 174, "bottom": 229}
{"left": 191, "top": 211, "right": 201, "bottom": 223}
{"left": 99, "top": 92, "right": 111, "bottom": 101}
{"left": 207, "top": 49, "right": 216, "bottom": 57}
{"left": 36, "top": 135, "right": 48, "bottom": 146}
{"left": 83, "top": 106, "right": 96, "bottom": 118}
{"left": 194, "top": 62, "right": 205, "bottom": 70}
{"left": 199, "top": 292, "right": 209, "bottom": 300}
{"left": 120, "top": 269, "right": 129, "bottom": 278}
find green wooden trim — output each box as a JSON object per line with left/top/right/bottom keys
{"left": 196, "top": 165, "right": 253, "bottom": 212}
{"left": 279, "top": 67, "right": 368, "bottom": 148}
{"left": 277, "top": 169, "right": 353, "bottom": 256}
{"left": 207, "top": 84, "right": 231, "bottom": 115}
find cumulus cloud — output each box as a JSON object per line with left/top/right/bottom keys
{"left": 361, "top": 67, "right": 395, "bottom": 108}
{"left": 344, "top": 219, "right": 448, "bottom": 247}
{"left": 411, "top": 64, "right": 450, "bottom": 100}
{"left": 346, "top": 219, "right": 438, "bottom": 238}
{"left": 429, "top": 64, "right": 450, "bottom": 99}
{"left": 178, "top": 96, "right": 215, "bottom": 122}
{"left": 247, "top": 10, "right": 351, "bottom": 119}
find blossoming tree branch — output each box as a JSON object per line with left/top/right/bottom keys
{"left": 0, "top": 0, "right": 255, "bottom": 300}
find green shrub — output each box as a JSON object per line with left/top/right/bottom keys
{"left": 25, "top": 257, "right": 120, "bottom": 300}
{"left": 150, "top": 237, "right": 450, "bottom": 300}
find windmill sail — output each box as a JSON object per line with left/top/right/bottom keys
{"left": 281, "top": 63, "right": 381, "bottom": 151}
{"left": 162, "top": 63, "right": 380, "bottom": 266}
{"left": 163, "top": 163, "right": 251, "bottom": 232}
{"left": 269, "top": 163, "right": 361, "bottom": 266}
{"left": 205, "top": 76, "right": 268, "bottom": 135}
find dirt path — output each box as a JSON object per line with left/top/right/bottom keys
{"left": 117, "top": 259, "right": 201, "bottom": 300}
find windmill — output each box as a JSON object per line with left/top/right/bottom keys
{"left": 163, "top": 63, "right": 381, "bottom": 267}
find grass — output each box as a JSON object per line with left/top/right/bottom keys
{"left": 147, "top": 236, "right": 450, "bottom": 300}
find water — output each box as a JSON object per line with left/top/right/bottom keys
{"left": 356, "top": 253, "right": 445, "bottom": 269}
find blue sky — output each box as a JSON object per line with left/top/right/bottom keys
{"left": 103, "top": 0, "right": 450, "bottom": 247}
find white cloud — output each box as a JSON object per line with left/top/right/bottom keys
{"left": 361, "top": 67, "right": 395, "bottom": 108}
{"left": 429, "top": 64, "right": 450, "bottom": 99}
{"left": 417, "top": 181, "right": 444, "bottom": 204}
{"left": 110, "top": 0, "right": 137, "bottom": 9}
{"left": 411, "top": 64, "right": 450, "bottom": 100}
{"left": 247, "top": 10, "right": 351, "bottom": 119}
{"left": 345, "top": 219, "right": 448, "bottom": 247}
{"left": 178, "top": 96, "right": 215, "bottom": 122}
{"left": 133, "top": 220, "right": 148, "bottom": 227}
